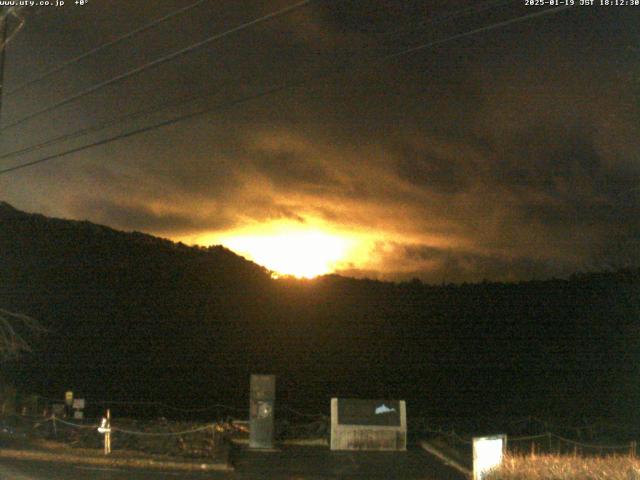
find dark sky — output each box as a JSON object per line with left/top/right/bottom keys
{"left": 0, "top": 0, "right": 638, "bottom": 282}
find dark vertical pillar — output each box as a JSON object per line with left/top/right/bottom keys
{"left": 0, "top": 9, "right": 9, "bottom": 126}
{"left": 249, "top": 374, "right": 275, "bottom": 449}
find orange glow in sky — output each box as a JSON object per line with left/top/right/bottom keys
{"left": 199, "top": 220, "right": 371, "bottom": 279}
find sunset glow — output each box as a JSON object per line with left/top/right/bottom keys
{"left": 209, "top": 222, "right": 365, "bottom": 279}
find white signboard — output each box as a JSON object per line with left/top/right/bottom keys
{"left": 72, "top": 398, "right": 85, "bottom": 410}
{"left": 473, "top": 435, "right": 506, "bottom": 480}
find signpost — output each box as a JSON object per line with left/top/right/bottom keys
{"left": 64, "top": 390, "right": 73, "bottom": 418}
{"left": 72, "top": 398, "right": 85, "bottom": 420}
{"left": 97, "top": 409, "right": 111, "bottom": 455}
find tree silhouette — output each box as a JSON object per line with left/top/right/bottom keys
{"left": 0, "top": 308, "right": 45, "bottom": 361}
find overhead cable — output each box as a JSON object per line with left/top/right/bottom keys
{"left": 0, "top": 0, "right": 314, "bottom": 131}
{"left": 5, "top": 0, "right": 210, "bottom": 96}
{"left": 0, "top": 5, "right": 573, "bottom": 176}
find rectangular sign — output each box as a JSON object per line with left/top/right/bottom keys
{"left": 331, "top": 398, "right": 407, "bottom": 451}
{"left": 473, "top": 435, "right": 506, "bottom": 480}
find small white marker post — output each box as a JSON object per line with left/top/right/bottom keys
{"left": 98, "top": 409, "right": 111, "bottom": 455}
{"left": 473, "top": 434, "right": 506, "bottom": 480}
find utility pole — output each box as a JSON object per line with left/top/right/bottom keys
{"left": 0, "top": 8, "right": 9, "bottom": 126}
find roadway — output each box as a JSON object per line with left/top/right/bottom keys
{"left": 0, "top": 445, "right": 468, "bottom": 479}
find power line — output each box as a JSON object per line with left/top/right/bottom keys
{"left": 0, "top": 5, "right": 573, "bottom": 175}
{"left": 0, "top": 85, "right": 222, "bottom": 162}
{"left": 0, "top": 5, "right": 574, "bottom": 176}
{"left": 0, "top": 77, "right": 311, "bottom": 175}
{"left": 0, "top": 9, "right": 10, "bottom": 126}
{"left": 5, "top": 0, "right": 209, "bottom": 97}
{"left": 0, "top": 7, "right": 25, "bottom": 50}
{"left": 0, "top": 7, "right": 25, "bottom": 124}
{"left": 0, "top": 0, "right": 514, "bottom": 163}
{"left": 0, "top": 0, "right": 314, "bottom": 132}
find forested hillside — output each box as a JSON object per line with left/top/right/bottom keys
{"left": 1, "top": 201, "right": 638, "bottom": 421}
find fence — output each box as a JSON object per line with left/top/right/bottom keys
{"left": 0, "top": 409, "right": 232, "bottom": 458}
{"left": 1, "top": 391, "right": 327, "bottom": 421}
{"left": 508, "top": 432, "right": 636, "bottom": 457}
{"left": 419, "top": 423, "right": 638, "bottom": 459}
{"left": 1, "top": 391, "right": 636, "bottom": 459}
{"left": 0, "top": 394, "right": 329, "bottom": 457}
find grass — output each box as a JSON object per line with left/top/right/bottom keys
{"left": 485, "top": 454, "right": 640, "bottom": 480}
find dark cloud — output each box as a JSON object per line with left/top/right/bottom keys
{"left": 339, "top": 241, "right": 580, "bottom": 284}
{"left": 236, "top": 198, "right": 308, "bottom": 224}
{"left": 394, "top": 140, "right": 470, "bottom": 195}
{"left": 0, "top": 1, "right": 638, "bottom": 281}
{"left": 69, "top": 198, "right": 235, "bottom": 236}
{"left": 317, "top": 1, "right": 432, "bottom": 35}
{"left": 248, "top": 145, "right": 341, "bottom": 193}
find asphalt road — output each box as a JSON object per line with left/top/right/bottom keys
{"left": 0, "top": 459, "right": 219, "bottom": 480}
{"left": 231, "top": 445, "right": 468, "bottom": 479}
{"left": 0, "top": 445, "right": 468, "bottom": 479}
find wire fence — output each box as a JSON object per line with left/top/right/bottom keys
{"left": 0, "top": 410, "right": 233, "bottom": 458}
{"left": 417, "top": 421, "right": 638, "bottom": 458}
{"left": 508, "top": 432, "right": 636, "bottom": 457}
{"left": 1, "top": 389, "right": 637, "bottom": 459}
{"left": 0, "top": 392, "right": 328, "bottom": 457}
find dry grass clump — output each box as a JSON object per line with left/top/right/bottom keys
{"left": 485, "top": 454, "right": 640, "bottom": 480}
